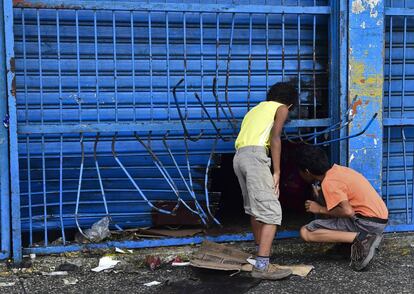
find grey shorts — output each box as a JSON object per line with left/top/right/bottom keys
{"left": 233, "top": 146, "right": 282, "bottom": 225}
{"left": 306, "top": 215, "right": 387, "bottom": 235}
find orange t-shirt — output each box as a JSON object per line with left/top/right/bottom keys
{"left": 321, "top": 164, "right": 388, "bottom": 219}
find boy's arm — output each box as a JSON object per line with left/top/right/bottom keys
{"left": 270, "top": 105, "right": 289, "bottom": 194}
{"left": 305, "top": 199, "right": 355, "bottom": 218}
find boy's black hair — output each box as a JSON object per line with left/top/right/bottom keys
{"left": 296, "top": 145, "right": 331, "bottom": 176}
{"left": 266, "top": 82, "right": 298, "bottom": 108}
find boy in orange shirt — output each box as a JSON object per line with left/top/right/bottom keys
{"left": 296, "top": 145, "right": 388, "bottom": 271}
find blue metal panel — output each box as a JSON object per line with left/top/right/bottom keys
{"left": 384, "top": 1, "right": 414, "bottom": 226}
{"left": 348, "top": 0, "right": 384, "bottom": 193}
{"left": 10, "top": 0, "right": 333, "bottom": 259}
{"left": 0, "top": 0, "right": 12, "bottom": 260}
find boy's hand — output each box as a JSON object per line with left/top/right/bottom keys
{"left": 305, "top": 200, "right": 323, "bottom": 214}
{"left": 273, "top": 173, "right": 280, "bottom": 196}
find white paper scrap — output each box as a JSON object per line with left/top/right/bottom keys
{"left": 172, "top": 262, "right": 190, "bottom": 267}
{"left": 91, "top": 256, "right": 120, "bottom": 272}
{"left": 144, "top": 281, "right": 161, "bottom": 287}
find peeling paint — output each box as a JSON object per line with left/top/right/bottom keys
{"left": 361, "top": 21, "right": 366, "bottom": 29}
{"left": 349, "top": 153, "right": 355, "bottom": 163}
{"left": 352, "top": 0, "right": 365, "bottom": 14}
{"left": 349, "top": 58, "right": 383, "bottom": 98}
{"left": 374, "top": 138, "right": 378, "bottom": 145}
{"left": 352, "top": 99, "right": 363, "bottom": 115}
{"left": 351, "top": 0, "right": 381, "bottom": 18}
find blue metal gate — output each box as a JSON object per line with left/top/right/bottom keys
{"left": 5, "top": 0, "right": 343, "bottom": 261}
{"left": 383, "top": 0, "right": 414, "bottom": 230}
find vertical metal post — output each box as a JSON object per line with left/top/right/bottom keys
{"left": 0, "top": 0, "right": 11, "bottom": 260}
{"left": 348, "top": 0, "right": 384, "bottom": 192}
{"left": 2, "top": 0, "right": 21, "bottom": 262}
{"left": 330, "top": 0, "right": 348, "bottom": 165}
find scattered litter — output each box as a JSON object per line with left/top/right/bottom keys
{"left": 277, "top": 265, "right": 314, "bottom": 277}
{"left": 247, "top": 258, "right": 256, "bottom": 266}
{"left": 51, "top": 237, "right": 63, "bottom": 245}
{"left": 91, "top": 256, "right": 120, "bottom": 272}
{"left": 171, "top": 256, "right": 190, "bottom": 266}
{"left": 63, "top": 277, "right": 78, "bottom": 285}
{"left": 172, "top": 261, "right": 190, "bottom": 267}
{"left": 115, "top": 247, "right": 133, "bottom": 254}
{"left": 41, "top": 271, "right": 68, "bottom": 276}
{"left": 0, "top": 282, "right": 15, "bottom": 287}
{"left": 410, "top": 243, "right": 414, "bottom": 248}
{"left": 57, "top": 262, "right": 79, "bottom": 272}
{"left": 145, "top": 255, "right": 161, "bottom": 271}
{"left": 191, "top": 241, "right": 314, "bottom": 277}
{"left": 82, "top": 217, "right": 111, "bottom": 243}
{"left": 144, "top": 281, "right": 161, "bottom": 287}
{"left": 29, "top": 253, "right": 36, "bottom": 260}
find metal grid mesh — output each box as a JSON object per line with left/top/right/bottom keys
{"left": 384, "top": 6, "right": 414, "bottom": 224}
{"left": 13, "top": 2, "right": 330, "bottom": 246}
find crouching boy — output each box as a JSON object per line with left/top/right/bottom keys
{"left": 296, "top": 145, "right": 388, "bottom": 271}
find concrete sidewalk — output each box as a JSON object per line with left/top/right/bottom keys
{"left": 0, "top": 233, "right": 412, "bottom": 294}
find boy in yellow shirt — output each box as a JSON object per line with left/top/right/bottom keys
{"left": 233, "top": 82, "right": 298, "bottom": 280}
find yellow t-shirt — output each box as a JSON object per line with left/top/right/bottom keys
{"left": 322, "top": 164, "right": 389, "bottom": 219}
{"left": 235, "top": 101, "right": 284, "bottom": 150}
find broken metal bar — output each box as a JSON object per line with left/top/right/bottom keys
{"left": 204, "top": 135, "right": 222, "bottom": 227}
{"left": 172, "top": 79, "right": 204, "bottom": 142}
{"left": 182, "top": 135, "right": 209, "bottom": 225}
{"left": 312, "top": 113, "right": 378, "bottom": 146}
{"left": 93, "top": 134, "right": 123, "bottom": 231}
{"left": 74, "top": 134, "right": 90, "bottom": 240}
{"left": 135, "top": 134, "right": 208, "bottom": 224}
{"left": 162, "top": 133, "right": 209, "bottom": 223}
{"left": 212, "top": 77, "right": 237, "bottom": 137}
{"left": 111, "top": 134, "right": 177, "bottom": 216}
{"left": 194, "top": 92, "right": 230, "bottom": 142}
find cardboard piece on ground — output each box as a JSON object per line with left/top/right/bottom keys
{"left": 195, "top": 240, "right": 252, "bottom": 263}
{"left": 190, "top": 241, "right": 313, "bottom": 277}
{"left": 243, "top": 261, "right": 313, "bottom": 277}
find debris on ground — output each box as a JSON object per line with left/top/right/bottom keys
{"left": 190, "top": 241, "right": 314, "bottom": 277}
{"left": 171, "top": 256, "right": 190, "bottom": 266}
{"left": 41, "top": 271, "right": 68, "bottom": 276}
{"left": 29, "top": 253, "right": 36, "bottom": 260}
{"left": 51, "top": 237, "right": 64, "bottom": 245}
{"left": 91, "top": 256, "right": 120, "bottom": 272}
{"left": 115, "top": 247, "right": 133, "bottom": 254}
{"left": 63, "top": 277, "right": 79, "bottom": 285}
{"left": 56, "top": 262, "right": 79, "bottom": 272}
{"left": 75, "top": 216, "right": 111, "bottom": 243}
{"left": 145, "top": 255, "right": 161, "bottom": 271}
{"left": 144, "top": 281, "right": 162, "bottom": 287}
{"left": 190, "top": 240, "right": 253, "bottom": 271}
{"left": 0, "top": 282, "right": 16, "bottom": 287}
{"left": 246, "top": 258, "right": 313, "bottom": 277}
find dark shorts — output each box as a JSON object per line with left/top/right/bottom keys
{"left": 305, "top": 215, "right": 387, "bottom": 235}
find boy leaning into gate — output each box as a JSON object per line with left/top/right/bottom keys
{"left": 233, "top": 82, "right": 298, "bottom": 280}
{"left": 296, "top": 145, "right": 389, "bottom": 271}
